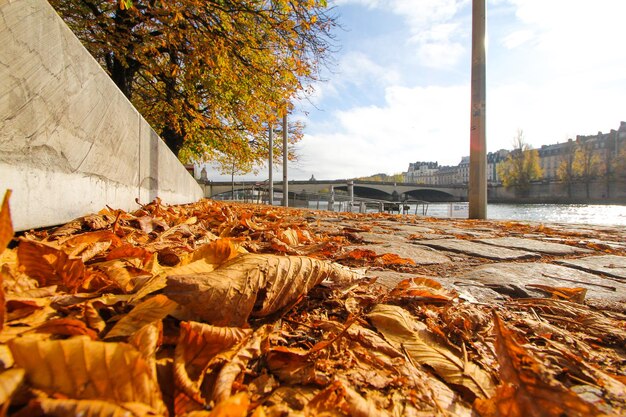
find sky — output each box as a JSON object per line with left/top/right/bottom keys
{"left": 203, "top": 0, "right": 626, "bottom": 181}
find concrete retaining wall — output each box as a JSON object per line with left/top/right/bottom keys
{"left": 0, "top": 0, "right": 203, "bottom": 231}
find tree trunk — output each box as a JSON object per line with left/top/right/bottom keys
{"left": 161, "top": 126, "right": 184, "bottom": 158}
{"left": 107, "top": 53, "right": 138, "bottom": 99}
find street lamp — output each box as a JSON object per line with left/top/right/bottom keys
{"left": 469, "top": 0, "right": 487, "bottom": 219}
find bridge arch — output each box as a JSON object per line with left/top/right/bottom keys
{"left": 404, "top": 189, "right": 457, "bottom": 202}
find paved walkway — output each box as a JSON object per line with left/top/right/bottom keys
{"left": 307, "top": 212, "right": 626, "bottom": 311}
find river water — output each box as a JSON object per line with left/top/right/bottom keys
{"left": 424, "top": 203, "right": 626, "bottom": 226}
{"left": 304, "top": 201, "right": 626, "bottom": 226}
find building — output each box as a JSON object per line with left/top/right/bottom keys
{"left": 400, "top": 121, "right": 625, "bottom": 186}
{"left": 538, "top": 121, "right": 626, "bottom": 180}
{"left": 487, "top": 149, "right": 509, "bottom": 184}
{"left": 404, "top": 161, "right": 439, "bottom": 183}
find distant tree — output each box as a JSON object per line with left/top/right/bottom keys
{"left": 496, "top": 130, "right": 542, "bottom": 196}
{"left": 557, "top": 140, "right": 577, "bottom": 198}
{"left": 50, "top": 0, "right": 337, "bottom": 170}
{"left": 572, "top": 140, "right": 601, "bottom": 198}
{"left": 614, "top": 146, "right": 626, "bottom": 178}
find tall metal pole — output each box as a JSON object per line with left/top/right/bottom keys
{"left": 282, "top": 113, "right": 288, "bottom": 207}
{"left": 268, "top": 124, "right": 273, "bottom": 205}
{"left": 469, "top": 0, "right": 487, "bottom": 219}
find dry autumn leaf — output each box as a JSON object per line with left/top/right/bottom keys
{"left": 474, "top": 312, "right": 603, "bottom": 417}
{"left": 32, "top": 398, "right": 163, "bottom": 417}
{"left": 17, "top": 240, "right": 86, "bottom": 292}
{"left": 174, "top": 322, "right": 251, "bottom": 409}
{"left": 105, "top": 294, "right": 177, "bottom": 339}
{"left": 0, "top": 190, "right": 13, "bottom": 254}
{"left": 525, "top": 284, "right": 587, "bottom": 303}
{"left": 368, "top": 304, "right": 495, "bottom": 400}
{"left": 35, "top": 318, "right": 98, "bottom": 340}
{"left": 168, "top": 239, "right": 244, "bottom": 276}
{"left": 165, "top": 254, "right": 361, "bottom": 326}
{"left": 8, "top": 336, "right": 167, "bottom": 415}
{"left": 0, "top": 368, "right": 24, "bottom": 405}
{"left": 388, "top": 277, "right": 458, "bottom": 303}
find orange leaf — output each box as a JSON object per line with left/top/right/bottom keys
{"left": 17, "top": 240, "right": 86, "bottom": 292}
{"left": 208, "top": 391, "right": 249, "bottom": 417}
{"left": 389, "top": 277, "right": 457, "bottom": 303}
{"left": 0, "top": 190, "right": 13, "bottom": 254}
{"left": 106, "top": 244, "right": 153, "bottom": 265}
{"left": 378, "top": 253, "right": 415, "bottom": 266}
{"left": 105, "top": 294, "right": 177, "bottom": 339}
{"left": 8, "top": 336, "right": 167, "bottom": 414}
{"left": 475, "top": 312, "right": 602, "bottom": 417}
{"left": 526, "top": 284, "right": 587, "bottom": 303}
{"left": 35, "top": 318, "right": 98, "bottom": 340}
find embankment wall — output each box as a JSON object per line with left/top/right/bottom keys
{"left": 0, "top": 0, "right": 203, "bottom": 230}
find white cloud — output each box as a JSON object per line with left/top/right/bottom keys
{"left": 298, "top": 84, "right": 470, "bottom": 179}
{"left": 335, "top": 0, "right": 469, "bottom": 69}
{"left": 501, "top": 29, "right": 534, "bottom": 49}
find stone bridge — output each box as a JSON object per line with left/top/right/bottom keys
{"left": 199, "top": 179, "right": 467, "bottom": 202}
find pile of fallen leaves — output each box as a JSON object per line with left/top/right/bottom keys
{"left": 0, "top": 191, "right": 624, "bottom": 417}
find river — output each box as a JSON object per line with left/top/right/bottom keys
{"left": 303, "top": 200, "right": 626, "bottom": 226}
{"left": 423, "top": 203, "right": 626, "bottom": 226}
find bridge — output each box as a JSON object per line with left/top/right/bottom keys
{"left": 198, "top": 179, "right": 467, "bottom": 202}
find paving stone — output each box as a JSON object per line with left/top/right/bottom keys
{"left": 419, "top": 239, "right": 539, "bottom": 260}
{"left": 459, "top": 262, "right": 626, "bottom": 302}
{"left": 558, "top": 255, "right": 626, "bottom": 280}
{"left": 365, "top": 270, "right": 506, "bottom": 303}
{"left": 476, "top": 237, "right": 592, "bottom": 255}
{"left": 347, "top": 242, "right": 451, "bottom": 265}
{"left": 356, "top": 232, "right": 407, "bottom": 244}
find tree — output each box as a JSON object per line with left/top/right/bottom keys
{"left": 557, "top": 139, "right": 577, "bottom": 198}
{"left": 572, "top": 140, "right": 601, "bottom": 198}
{"left": 496, "top": 130, "right": 542, "bottom": 196}
{"left": 50, "top": 0, "right": 337, "bottom": 171}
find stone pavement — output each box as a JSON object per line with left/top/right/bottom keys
{"left": 307, "top": 213, "right": 626, "bottom": 311}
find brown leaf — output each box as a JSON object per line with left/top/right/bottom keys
{"left": 212, "top": 325, "right": 271, "bottom": 403}
{"left": 0, "top": 190, "right": 13, "bottom": 254}
{"left": 389, "top": 277, "right": 457, "bottom": 303}
{"left": 304, "top": 380, "right": 390, "bottom": 417}
{"left": 368, "top": 304, "right": 494, "bottom": 400}
{"left": 106, "top": 244, "right": 153, "bottom": 265}
{"left": 17, "top": 240, "right": 86, "bottom": 292}
{"left": 8, "top": 336, "right": 167, "bottom": 414}
{"left": 207, "top": 392, "right": 249, "bottom": 417}
{"left": 105, "top": 295, "right": 177, "bottom": 339}
{"left": 474, "top": 312, "right": 603, "bottom": 417}
{"left": 35, "top": 318, "right": 98, "bottom": 340}
{"left": 165, "top": 254, "right": 360, "bottom": 326}
{"left": 174, "top": 322, "right": 251, "bottom": 408}
{"left": 0, "top": 368, "right": 24, "bottom": 405}
{"left": 32, "top": 398, "right": 163, "bottom": 417}
{"left": 525, "top": 284, "right": 587, "bottom": 303}
{"left": 129, "top": 322, "right": 162, "bottom": 379}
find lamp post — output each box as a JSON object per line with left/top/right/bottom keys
{"left": 469, "top": 0, "right": 487, "bottom": 219}
{"left": 268, "top": 124, "right": 273, "bottom": 205}
{"left": 282, "top": 112, "right": 288, "bottom": 207}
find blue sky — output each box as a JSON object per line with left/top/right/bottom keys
{"left": 204, "top": 0, "right": 626, "bottom": 181}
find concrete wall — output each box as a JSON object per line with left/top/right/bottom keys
{"left": 0, "top": 0, "right": 203, "bottom": 231}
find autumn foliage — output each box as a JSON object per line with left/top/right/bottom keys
{"left": 49, "top": 0, "right": 336, "bottom": 167}
{"left": 0, "top": 190, "right": 625, "bottom": 416}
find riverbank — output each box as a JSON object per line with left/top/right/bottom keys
{"left": 1, "top": 198, "right": 625, "bottom": 415}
